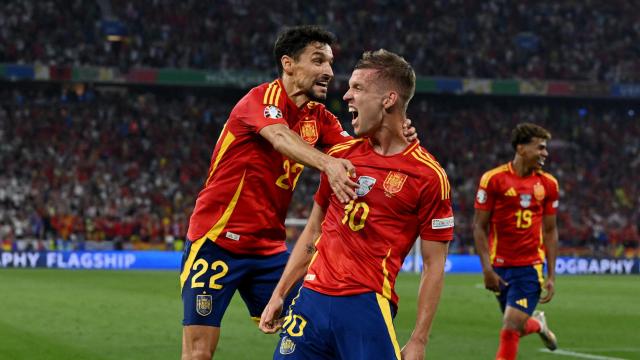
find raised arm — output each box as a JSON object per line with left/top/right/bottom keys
{"left": 259, "top": 202, "right": 326, "bottom": 333}
{"left": 260, "top": 123, "right": 357, "bottom": 203}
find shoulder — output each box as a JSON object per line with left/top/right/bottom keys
{"left": 307, "top": 101, "right": 339, "bottom": 122}
{"left": 233, "top": 80, "right": 284, "bottom": 116}
{"left": 479, "top": 163, "right": 510, "bottom": 188}
{"left": 537, "top": 170, "right": 559, "bottom": 191}
{"left": 239, "top": 80, "right": 282, "bottom": 107}
{"left": 326, "top": 138, "right": 366, "bottom": 157}
{"left": 407, "top": 145, "right": 451, "bottom": 200}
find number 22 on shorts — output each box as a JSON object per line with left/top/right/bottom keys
{"left": 190, "top": 259, "right": 229, "bottom": 289}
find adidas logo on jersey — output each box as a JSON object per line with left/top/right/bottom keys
{"left": 504, "top": 187, "right": 517, "bottom": 197}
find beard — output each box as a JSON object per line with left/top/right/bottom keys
{"left": 306, "top": 87, "right": 327, "bottom": 102}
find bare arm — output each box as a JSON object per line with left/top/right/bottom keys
{"left": 473, "top": 209, "right": 506, "bottom": 292}
{"left": 260, "top": 123, "right": 357, "bottom": 203}
{"left": 540, "top": 214, "right": 558, "bottom": 303}
{"left": 259, "top": 202, "right": 326, "bottom": 333}
{"left": 401, "top": 240, "right": 449, "bottom": 360}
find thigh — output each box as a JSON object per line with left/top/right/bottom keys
{"left": 273, "top": 288, "right": 334, "bottom": 360}
{"left": 332, "top": 292, "right": 401, "bottom": 360}
{"left": 180, "top": 238, "right": 246, "bottom": 326}
{"left": 237, "top": 250, "right": 298, "bottom": 320}
{"left": 502, "top": 266, "right": 542, "bottom": 316}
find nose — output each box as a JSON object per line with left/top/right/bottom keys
{"left": 323, "top": 62, "right": 334, "bottom": 79}
{"left": 343, "top": 88, "right": 352, "bottom": 101}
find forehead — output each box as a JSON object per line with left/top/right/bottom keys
{"left": 298, "top": 41, "right": 333, "bottom": 59}
{"left": 527, "top": 137, "right": 547, "bottom": 147}
{"left": 349, "top": 68, "right": 379, "bottom": 85}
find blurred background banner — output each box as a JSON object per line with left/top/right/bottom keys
{"left": 2, "top": 251, "right": 636, "bottom": 274}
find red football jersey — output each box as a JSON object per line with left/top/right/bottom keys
{"left": 187, "top": 79, "right": 350, "bottom": 255}
{"left": 474, "top": 162, "right": 560, "bottom": 267}
{"left": 305, "top": 139, "right": 454, "bottom": 308}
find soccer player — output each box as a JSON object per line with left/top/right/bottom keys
{"left": 180, "top": 26, "right": 416, "bottom": 359}
{"left": 259, "top": 49, "right": 453, "bottom": 360}
{"left": 473, "top": 123, "right": 560, "bottom": 360}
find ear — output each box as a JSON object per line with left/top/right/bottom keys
{"left": 281, "top": 55, "right": 294, "bottom": 75}
{"left": 383, "top": 91, "right": 399, "bottom": 110}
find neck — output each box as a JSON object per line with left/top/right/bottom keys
{"left": 369, "top": 113, "right": 410, "bottom": 156}
{"left": 281, "top": 75, "right": 310, "bottom": 108}
{"left": 512, "top": 156, "right": 534, "bottom": 177}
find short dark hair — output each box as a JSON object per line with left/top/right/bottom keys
{"left": 273, "top": 25, "right": 336, "bottom": 75}
{"left": 511, "top": 123, "right": 551, "bottom": 150}
{"left": 354, "top": 49, "right": 416, "bottom": 109}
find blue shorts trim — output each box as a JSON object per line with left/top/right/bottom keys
{"left": 494, "top": 264, "right": 544, "bottom": 315}
{"left": 273, "top": 287, "right": 400, "bottom": 360}
{"left": 180, "top": 239, "right": 298, "bottom": 327}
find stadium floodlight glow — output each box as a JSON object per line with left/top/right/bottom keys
{"left": 628, "top": 109, "right": 635, "bottom": 117}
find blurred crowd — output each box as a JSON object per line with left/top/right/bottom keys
{"left": 0, "top": 87, "right": 227, "bottom": 251}
{"left": 1, "top": 0, "right": 639, "bottom": 82}
{"left": 410, "top": 98, "right": 640, "bottom": 257}
{"left": 0, "top": 88, "right": 638, "bottom": 256}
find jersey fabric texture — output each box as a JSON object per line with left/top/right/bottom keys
{"left": 187, "top": 79, "right": 349, "bottom": 256}
{"left": 305, "top": 139, "right": 454, "bottom": 309}
{"left": 474, "top": 162, "right": 559, "bottom": 267}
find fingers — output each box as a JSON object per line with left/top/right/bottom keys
{"left": 539, "top": 283, "right": 554, "bottom": 303}
{"left": 326, "top": 159, "right": 358, "bottom": 203}
{"left": 259, "top": 305, "right": 283, "bottom": 334}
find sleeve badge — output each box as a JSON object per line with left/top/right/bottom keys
{"left": 264, "top": 105, "right": 283, "bottom": 119}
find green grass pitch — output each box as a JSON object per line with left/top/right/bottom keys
{"left": 0, "top": 270, "right": 638, "bottom": 359}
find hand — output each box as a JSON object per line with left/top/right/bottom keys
{"left": 539, "top": 278, "right": 555, "bottom": 304}
{"left": 483, "top": 269, "right": 507, "bottom": 292}
{"left": 401, "top": 339, "right": 425, "bottom": 360}
{"left": 259, "top": 296, "right": 285, "bottom": 334}
{"left": 402, "top": 118, "right": 418, "bottom": 143}
{"left": 324, "top": 157, "right": 358, "bottom": 203}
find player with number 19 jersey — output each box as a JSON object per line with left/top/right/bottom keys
{"left": 305, "top": 139, "right": 454, "bottom": 308}
{"left": 474, "top": 162, "right": 559, "bottom": 267}
{"left": 187, "top": 79, "right": 349, "bottom": 256}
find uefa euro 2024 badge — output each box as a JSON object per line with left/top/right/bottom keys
{"left": 264, "top": 105, "right": 283, "bottom": 119}
{"left": 356, "top": 176, "right": 376, "bottom": 197}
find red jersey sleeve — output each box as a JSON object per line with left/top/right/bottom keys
{"left": 239, "top": 89, "right": 288, "bottom": 133}
{"left": 474, "top": 171, "right": 497, "bottom": 211}
{"left": 419, "top": 175, "right": 454, "bottom": 241}
{"left": 313, "top": 173, "right": 332, "bottom": 210}
{"left": 317, "top": 109, "right": 352, "bottom": 149}
{"left": 542, "top": 173, "right": 560, "bottom": 215}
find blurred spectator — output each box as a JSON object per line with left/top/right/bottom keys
{"left": 1, "top": 0, "right": 638, "bottom": 82}
{"left": 1, "top": 87, "right": 638, "bottom": 257}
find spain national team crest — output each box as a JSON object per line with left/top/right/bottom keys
{"left": 196, "top": 294, "right": 212, "bottom": 316}
{"left": 299, "top": 120, "right": 318, "bottom": 144}
{"left": 279, "top": 336, "right": 296, "bottom": 355}
{"left": 356, "top": 176, "right": 376, "bottom": 197}
{"left": 264, "top": 105, "right": 283, "bottom": 119}
{"left": 383, "top": 171, "right": 407, "bottom": 196}
{"left": 520, "top": 194, "right": 532, "bottom": 208}
{"left": 533, "top": 182, "right": 545, "bottom": 201}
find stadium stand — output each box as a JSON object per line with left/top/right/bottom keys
{"left": 1, "top": 0, "right": 638, "bottom": 81}
{"left": 0, "top": 87, "right": 637, "bottom": 256}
